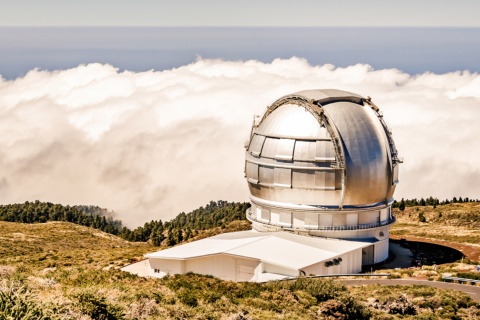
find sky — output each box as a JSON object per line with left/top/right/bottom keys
{"left": 2, "top": 27, "right": 479, "bottom": 80}
{"left": 1, "top": 0, "right": 480, "bottom": 27}
{"left": 0, "top": 2, "right": 479, "bottom": 227}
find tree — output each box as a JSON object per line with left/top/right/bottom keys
{"left": 167, "top": 228, "right": 177, "bottom": 246}
{"left": 420, "top": 198, "right": 426, "bottom": 206}
{"left": 418, "top": 212, "right": 426, "bottom": 223}
{"left": 150, "top": 224, "right": 165, "bottom": 247}
{"left": 176, "top": 229, "right": 183, "bottom": 244}
{"left": 184, "top": 227, "right": 192, "bottom": 240}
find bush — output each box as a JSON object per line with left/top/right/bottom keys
{"left": 267, "top": 278, "right": 345, "bottom": 303}
{"left": 319, "top": 296, "right": 371, "bottom": 319}
{"left": 177, "top": 288, "right": 198, "bottom": 307}
{"left": 0, "top": 279, "right": 48, "bottom": 320}
{"left": 73, "top": 292, "right": 124, "bottom": 320}
{"left": 419, "top": 212, "right": 427, "bottom": 223}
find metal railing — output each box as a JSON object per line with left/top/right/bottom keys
{"left": 442, "top": 276, "right": 480, "bottom": 284}
{"left": 246, "top": 208, "right": 395, "bottom": 231}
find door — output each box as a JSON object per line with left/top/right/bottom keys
{"left": 362, "top": 245, "right": 375, "bottom": 266}
{"left": 236, "top": 259, "right": 256, "bottom": 282}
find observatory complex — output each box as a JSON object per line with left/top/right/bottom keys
{"left": 146, "top": 89, "right": 401, "bottom": 282}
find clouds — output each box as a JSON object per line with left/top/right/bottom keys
{"left": 1, "top": 58, "right": 479, "bottom": 226}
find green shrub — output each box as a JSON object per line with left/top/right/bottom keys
{"left": 73, "top": 292, "right": 124, "bottom": 320}
{"left": 0, "top": 280, "right": 48, "bottom": 320}
{"left": 177, "top": 288, "right": 198, "bottom": 307}
{"left": 419, "top": 212, "right": 427, "bottom": 223}
{"left": 318, "top": 296, "right": 371, "bottom": 320}
{"left": 267, "top": 278, "right": 345, "bottom": 303}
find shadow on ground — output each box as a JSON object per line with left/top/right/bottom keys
{"left": 369, "top": 239, "right": 464, "bottom": 271}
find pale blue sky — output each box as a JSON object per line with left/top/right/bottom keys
{"left": 2, "top": 0, "right": 480, "bottom": 26}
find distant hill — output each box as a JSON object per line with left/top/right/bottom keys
{"left": 0, "top": 200, "right": 124, "bottom": 235}
{"left": 0, "top": 200, "right": 251, "bottom": 247}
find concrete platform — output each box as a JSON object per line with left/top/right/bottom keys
{"left": 120, "top": 259, "right": 150, "bottom": 278}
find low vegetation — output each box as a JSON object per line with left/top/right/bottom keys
{"left": 1, "top": 198, "right": 480, "bottom": 318}
{"left": 0, "top": 220, "right": 374, "bottom": 319}
{"left": 350, "top": 284, "right": 479, "bottom": 319}
{"left": 391, "top": 201, "right": 480, "bottom": 244}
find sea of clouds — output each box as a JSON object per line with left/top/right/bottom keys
{"left": 1, "top": 57, "right": 479, "bottom": 227}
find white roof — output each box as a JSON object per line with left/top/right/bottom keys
{"left": 146, "top": 230, "right": 372, "bottom": 270}
{"left": 145, "top": 230, "right": 268, "bottom": 259}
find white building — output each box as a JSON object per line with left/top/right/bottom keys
{"left": 146, "top": 89, "right": 401, "bottom": 281}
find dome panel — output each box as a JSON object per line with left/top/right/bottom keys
{"left": 245, "top": 89, "right": 399, "bottom": 211}
{"left": 256, "top": 104, "right": 329, "bottom": 139}
{"left": 322, "top": 102, "right": 390, "bottom": 205}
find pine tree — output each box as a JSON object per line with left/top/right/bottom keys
{"left": 167, "top": 228, "right": 177, "bottom": 246}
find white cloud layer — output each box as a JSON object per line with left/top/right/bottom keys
{"left": 1, "top": 58, "right": 479, "bottom": 227}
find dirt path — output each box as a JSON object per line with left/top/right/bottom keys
{"left": 390, "top": 235, "right": 480, "bottom": 263}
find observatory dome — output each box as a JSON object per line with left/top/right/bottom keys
{"left": 245, "top": 89, "right": 401, "bottom": 241}
{"left": 143, "top": 89, "right": 402, "bottom": 282}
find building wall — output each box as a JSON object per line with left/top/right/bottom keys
{"left": 309, "top": 225, "right": 390, "bottom": 240}
{"left": 262, "top": 262, "right": 298, "bottom": 277}
{"left": 149, "top": 258, "right": 185, "bottom": 278}
{"left": 302, "top": 248, "right": 363, "bottom": 276}
{"left": 235, "top": 258, "right": 261, "bottom": 282}
{"left": 150, "top": 254, "right": 261, "bottom": 282}
{"left": 183, "top": 255, "right": 237, "bottom": 281}
{"left": 250, "top": 204, "right": 393, "bottom": 245}
{"left": 374, "top": 238, "right": 389, "bottom": 263}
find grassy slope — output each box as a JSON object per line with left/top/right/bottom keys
{"left": 391, "top": 202, "right": 480, "bottom": 244}
{"left": 0, "top": 221, "right": 150, "bottom": 271}
{"left": 1, "top": 211, "right": 480, "bottom": 319}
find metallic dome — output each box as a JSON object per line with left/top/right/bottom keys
{"left": 245, "top": 89, "right": 401, "bottom": 209}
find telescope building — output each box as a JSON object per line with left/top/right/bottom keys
{"left": 146, "top": 89, "right": 401, "bottom": 281}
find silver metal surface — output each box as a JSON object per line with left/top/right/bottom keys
{"left": 245, "top": 89, "right": 400, "bottom": 209}
{"left": 246, "top": 208, "right": 396, "bottom": 231}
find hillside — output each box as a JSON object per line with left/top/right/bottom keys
{"left": 0, "top": 200, "right": 251, "bottom": 246}
{"left": 2, "top": 211, "right": 480, "bottom": 318}
{"left": 0, "top": 221, "right": 150, "bottom": 271}
{"left": 392, "top": 202, "right": 480, "bottom": 245}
